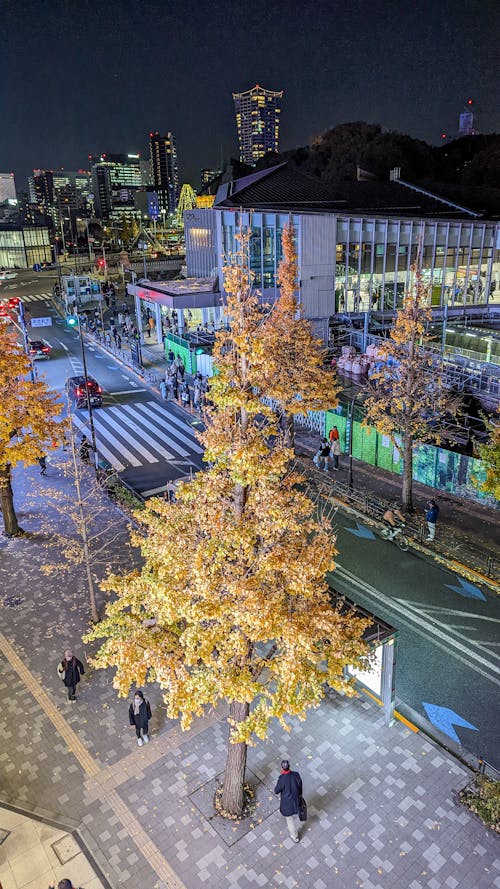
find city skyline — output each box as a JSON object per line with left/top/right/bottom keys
{"left": 2, "top": 0, "right": 498, "bottom": 192}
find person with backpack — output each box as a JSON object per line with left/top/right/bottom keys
{"left": 57, "top": 649, "right": 85, "bottom": 702}
{"left": 274, "top": 759, "right": 303, "bottom": 842}
{"left": 128, "top": 689, "right": 152, "bottom": 747}
{"left": 180, "top": 382, "right": 191, "bottom": 409}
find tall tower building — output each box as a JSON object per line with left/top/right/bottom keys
{"left": 149, "top": 131, "right": 179, "bottom": 215}
{"left": 232, "top": 84, "right": 283, "bottom": 165}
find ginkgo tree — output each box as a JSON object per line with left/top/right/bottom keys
{"left": 0, "top": 323, "right": 64, "bottom": 537}
{"left": 476, "top": 411, "right": 500, "bottom": 501}
{"left": 85, "top": 232, "right": 370, "bottom": 818}
{"left": 256, "top": 223, "right": 340, "bottom": 446}
{"left": 363, "top": 271, "right": 462, "bottom": 511}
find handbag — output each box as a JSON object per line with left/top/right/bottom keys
{"left": 298, "top": 796, "right": 307, "bottom": 822}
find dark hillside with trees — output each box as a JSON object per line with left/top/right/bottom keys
{"left": 256, "top": 123, "right": 500, "bottom": 191}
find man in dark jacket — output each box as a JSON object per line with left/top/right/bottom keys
{"left": 57, "top": 650, "right": 85, "bottom": 702}
{"left": 425, "top": 499, "right": 440, "bottom": 541}
{"left": 274, "top": 759, "right": 302, "bottom": 842}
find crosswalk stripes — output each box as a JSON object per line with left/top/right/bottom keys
{"left": 72, "top": 400, "right": 203, "bottom": 473}
{"left": 21, "top": 292, "right": 53, "bottom": 303}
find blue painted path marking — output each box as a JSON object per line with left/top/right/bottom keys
{"left": 345, "top": 522, "right": 376, "bottom": 540}
{"left": 422, "top": 702, "right": 479, "bottom": 744}
{"left": 445, "top": 577, "right": 486, "bottom": 602}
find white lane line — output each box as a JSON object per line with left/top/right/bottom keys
{"left": 108, "top": 389, "right": 147, "bottom": 395}
{"left": 71, "top": 414, "right": 126, "bottom": 471}
{"left": 117, "top": 404, "right": 177, "bottom": 460}
{"left": 94, "top": 410, "right": 158, "bottom": 464}
{"left": 144, "top": 402, "right": 204, "bottom": 452}
{"left": 394, "top": 597, "right": 500, "bottom": 663}
{"left": 413, "top": 604, "right": 500, "bottom": 624}
{"left": 58, "top": 341, "right": 69, "bottom": 351}
{"left": 132, "top": 403, "right": 192, "bottom": 456}
{"left": 334, "top": 564, "right": 500, "bottom": 687}
{"left": 121, "top": 374, "right": 131, "bottom": 380}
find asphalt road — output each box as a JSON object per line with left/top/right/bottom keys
{"left": 3, "top": 270, "right": 499, "bottom": 769}
{"left": 329, "top": 510, "right": 500, "bottom": 769}
{"left": 2, "top": 270, "right": 205, "bottom": 497}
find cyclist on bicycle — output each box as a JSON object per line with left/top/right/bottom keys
{"left": 382, "top": 503, "right": 406, "bottom": 539}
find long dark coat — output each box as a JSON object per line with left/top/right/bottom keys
{"left": 274, "top": 770, "right": 302, "bottom": 816}
{"left": 62, "top": 657, "right": 85, "bottom": 689}
{"left": 129, "top": 699, "right": 152, "bottom": 732}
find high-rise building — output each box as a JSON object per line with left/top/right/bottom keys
{"left": 90, "top": 154, "right": 142, "bottom": 219}
{"left": 232, "top": 84, "right": 283, "bottom": 165}
{"left": 149, "top": 132, "right": 179, "bottom": 215}
{"left": 201, "top": 168, "right": 221, "bottom": 190}
{"left": 0, "top": 173, "right": 16, "bottom": 203}
{"left": 31, "top": 170, "right": 55, "bottom": 214}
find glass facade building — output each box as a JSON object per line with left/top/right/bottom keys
{"left": 185, "top": 209, "right": 500, "bottom": 324}
{"left": 0, "top": 225, "right": 51, "bottom": 268}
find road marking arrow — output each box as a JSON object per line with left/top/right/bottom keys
{"left": 345, "top": 522, "right": 376, "bottom": 540}
{"left": 422, "top": 702, "right": 479, "bottom": 744}
{"left": 445, "top": 578, "right": 486, "bottom": 601}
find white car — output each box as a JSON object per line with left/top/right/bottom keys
{"left": 0, "top": 271, "right": 18, "bottom": 281}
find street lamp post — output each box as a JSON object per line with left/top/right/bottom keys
{"left": 68, "top": 313, "right": 98, "bottom": 470}
{"left": 347, "top": 393, "right": 362, "bottom": 491}
{"left": 68, "top": 412, "right": 99, "bottom": 623}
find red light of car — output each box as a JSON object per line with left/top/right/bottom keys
{"left": 97, "top": 386, "right": 102, "bottom": 394}
{"left": 42, "top": 347, "right": 50, "bottom": 353}
{"left": 76, "top": 388, "right": 83, "bottom": 396}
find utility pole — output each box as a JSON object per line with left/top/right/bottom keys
{"left": 68, "top": 413, "right": 99, "bottom": 623}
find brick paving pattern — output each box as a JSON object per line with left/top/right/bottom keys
{"left": 0, "top": 460, "right": 498, "bottom": 889}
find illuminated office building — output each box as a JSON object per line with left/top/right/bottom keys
{"left": 232, "top": 84, "right": 283, "bottom": 165}
{"left": 149, "top": 132, "right": 179, "bottom": 215}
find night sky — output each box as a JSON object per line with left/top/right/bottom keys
{"left": 1, "top": 0, "right": 498, "bottom": 191}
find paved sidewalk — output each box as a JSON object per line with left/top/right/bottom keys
{"left": 0, "top": 806, "right": 106, "bottom": 889}
{"left": 0, "top": 460, "right": 499, "bottom": 889}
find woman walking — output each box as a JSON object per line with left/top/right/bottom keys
{"left": 128, "top": 690, "right": 152, "bottom": 747}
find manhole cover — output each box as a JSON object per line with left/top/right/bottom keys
{"left": 2, "top": 595, "right": 23, "bottom": 608}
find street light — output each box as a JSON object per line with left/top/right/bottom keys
{"left": 67, "top": 313, "right": 98, "bottom": 469}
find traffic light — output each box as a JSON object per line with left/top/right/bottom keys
{"left": 67, "top": 315, "right": 78, "bottom": 327}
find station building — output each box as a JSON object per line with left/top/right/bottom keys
{"left": 128, "top": 163, "right": 500, "bottom": 343}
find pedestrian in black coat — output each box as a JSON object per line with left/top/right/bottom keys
{"left": 128, "top": 690, "right": 152, "bottom": 747}
{"left": 57, "top": 649, "right": 85, "bottom": 702}
{"left": 274, "top": 759, "right": 302, "bottom": 842}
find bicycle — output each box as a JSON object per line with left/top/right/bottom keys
{"left": 379, "top": 522, "right": 409, "bottom": 551}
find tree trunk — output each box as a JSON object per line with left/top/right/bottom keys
{"left": 276, "top": 405, "right": 295, "bottom": 451}
{"left": 0, "top": 465, "right": 23, "bottom": 537}
{"left": 401, "top": 434, "right": 414, "bottom": 512}
{"left": 221, "top": 700, "right": 250, "bottom": 817}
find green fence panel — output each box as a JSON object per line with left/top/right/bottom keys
{"left": 325, "top": 411, "right": 347, "bottom": 449}
{"left": 359, "top": 426, "right": 377, "bottom": 465}
{"left": 376, "top": 432, "right": 395, "bottom": 472}
{"left": 165, "top": 333, "right": 197, "bottom": 374}
{"left": 413, "top": 443, "right": 438, "bottom": 487}
{"left": 352, "top": 421, "right": 364, "bottom": 460}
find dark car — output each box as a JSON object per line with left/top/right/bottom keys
{"left": 7, "top": 296, "right": 20, "bottom": 308}
{"left": 28, "top": 339, "right": 51, "bottom": 359}
{"left": 66, "top": 375, "right": 103, "bottom": 409}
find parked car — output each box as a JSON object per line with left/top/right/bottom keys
{"left": 0, "top": 271, "right": 17, "bottom": 280}
{"left": 28, "top": 339, "right": 52, "bottom": 359}
{"left": 66, "top": 375, "right": 103, "bottom": 408}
